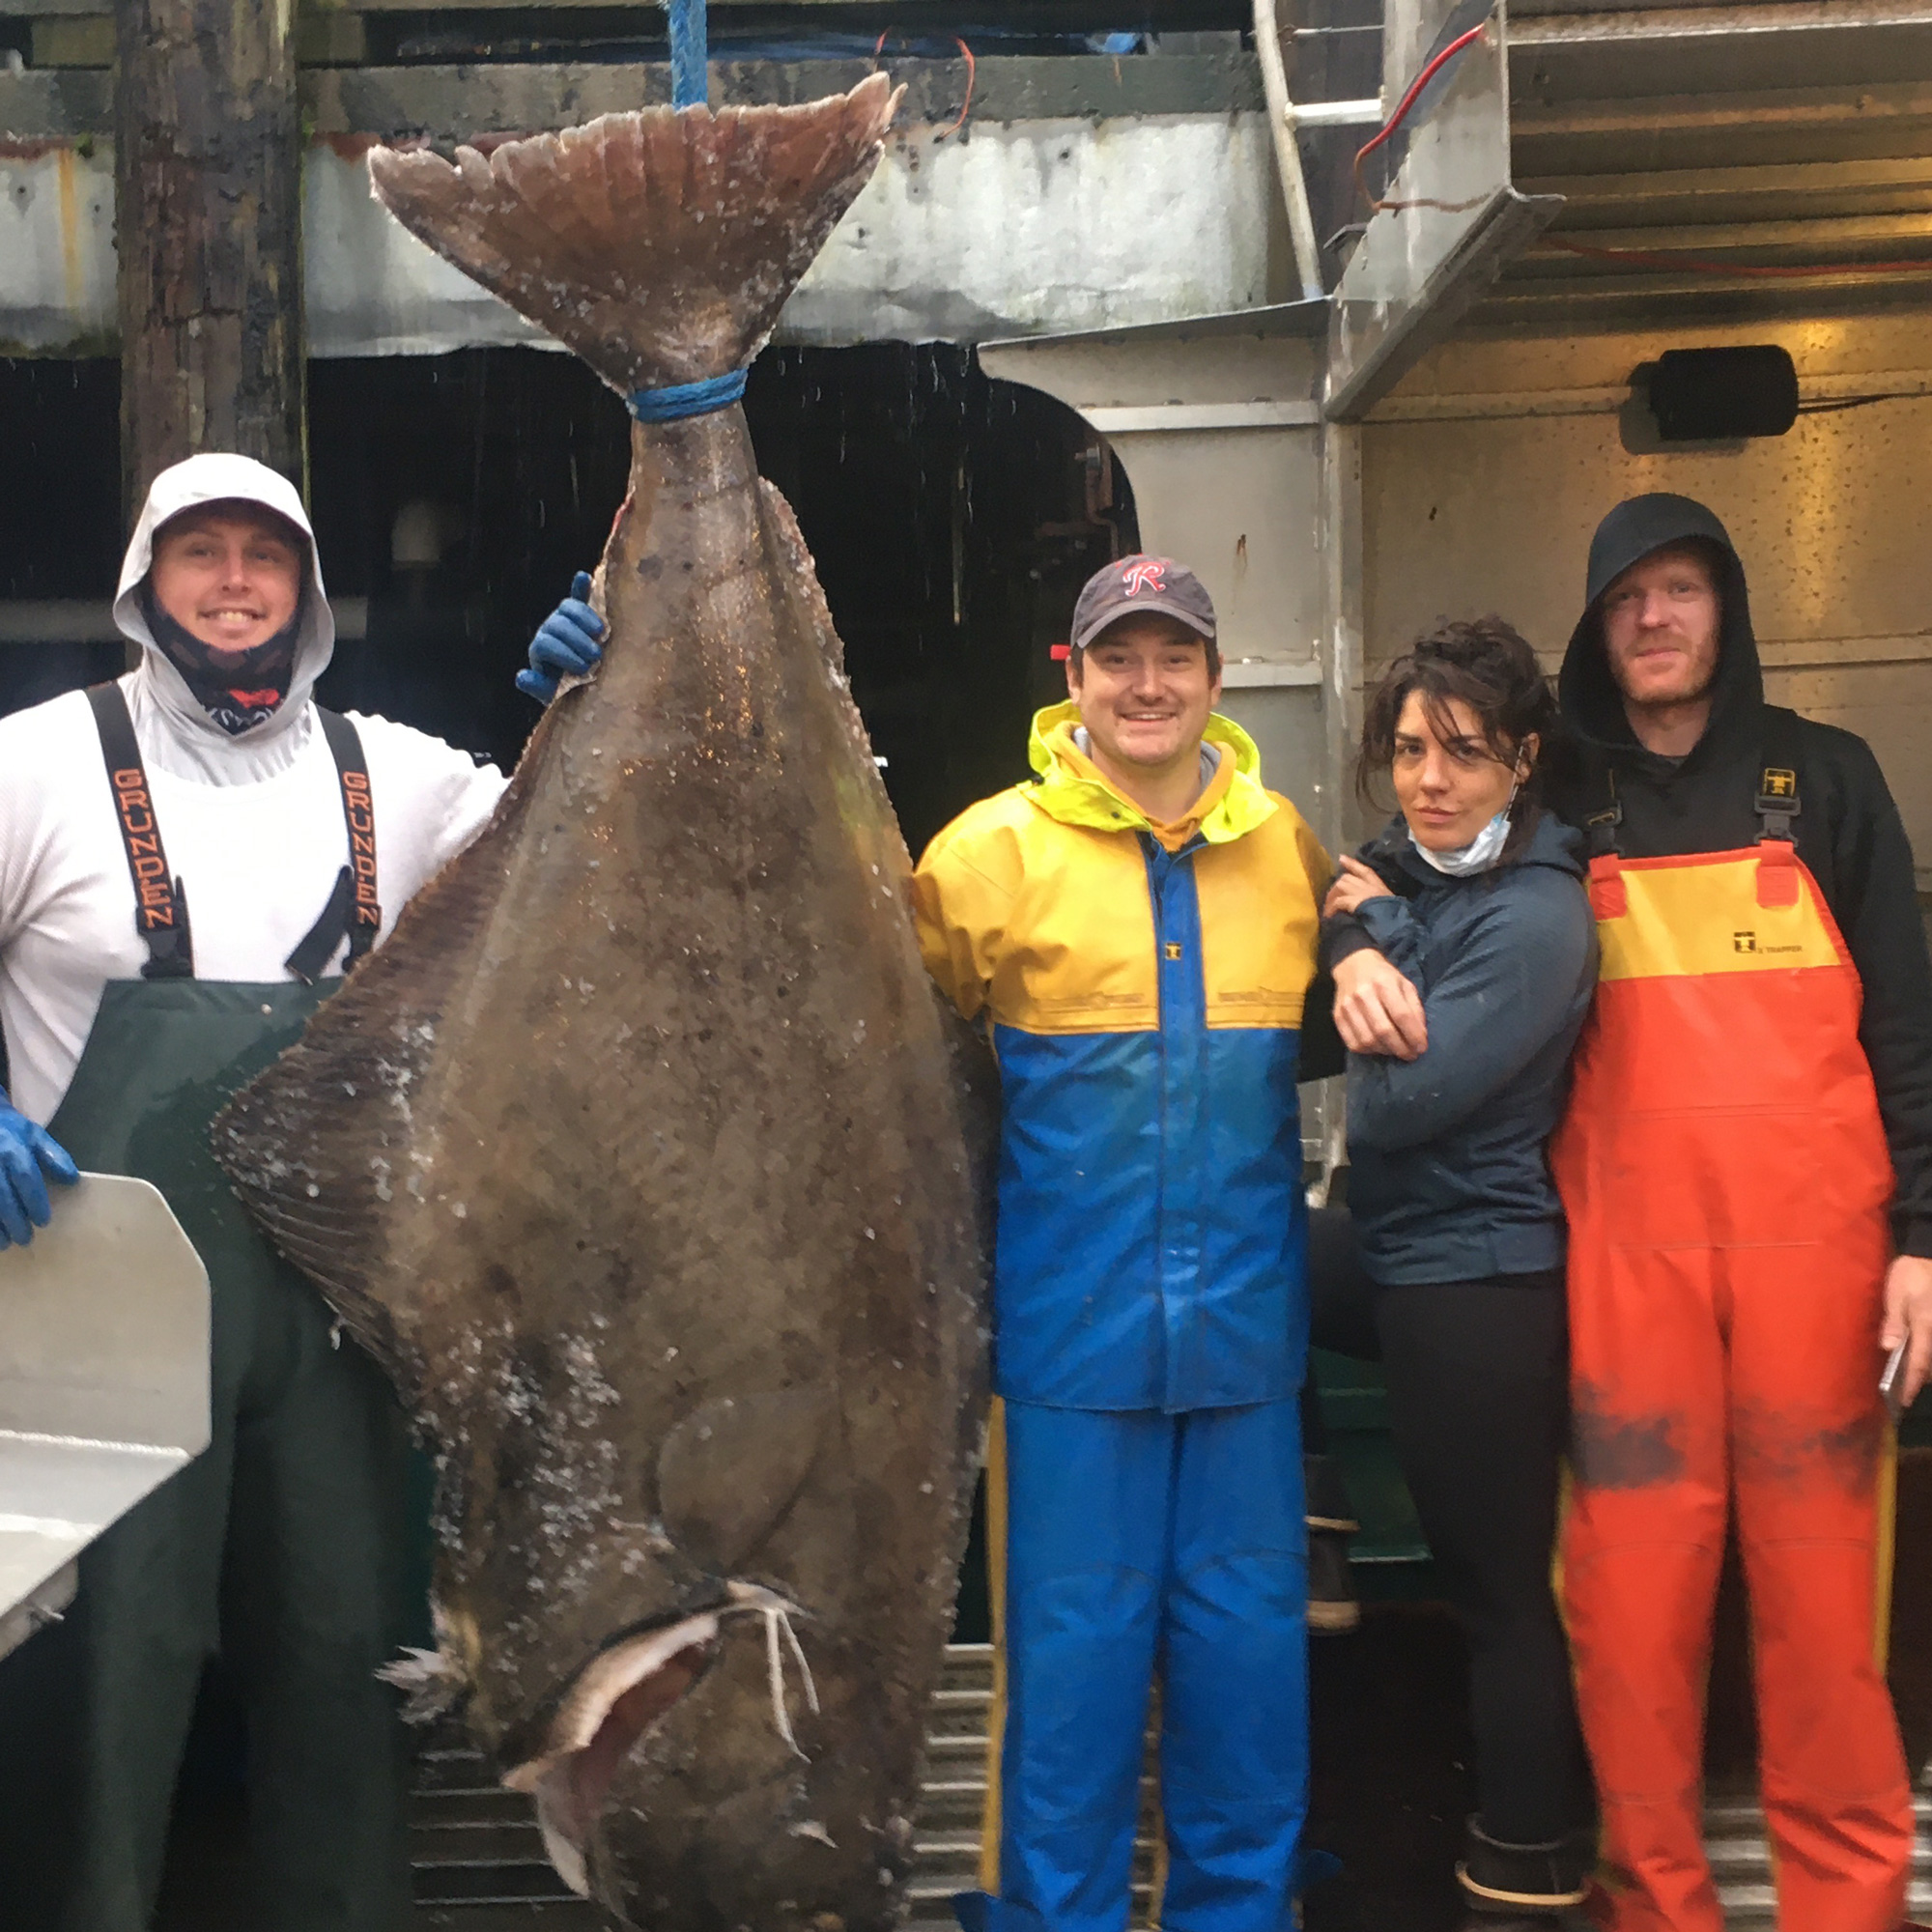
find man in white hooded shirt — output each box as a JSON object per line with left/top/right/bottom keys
{"left": 0, "top": 453, "right": 506, "bottom": 1929}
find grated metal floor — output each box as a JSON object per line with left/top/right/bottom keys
{"left": 408, "top": 1645, "right": 1142, "bottom": 1928}
{"left": 409, "top": 1643, "right": 1918, "bottom": 1930}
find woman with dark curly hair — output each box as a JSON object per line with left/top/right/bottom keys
{"left": 1321, "top": 616, "right": 1600, "bottom": 1928}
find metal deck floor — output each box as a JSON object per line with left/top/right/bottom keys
{"left": 409, "top": 1645, "right": 1025, "bottom": 1929}
{"left": 409, "top": 1643, "right": 1923, "bottom": 1931}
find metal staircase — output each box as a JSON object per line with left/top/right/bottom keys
{"left": 1704, "top": 1791, "right": 1932, "bottom": 1927}
{"left": 410, "top": 1642, "right": 1922, "bottom": 1929}
{"left": 410, "top": 1644, "right": 1167, "bottom": 1928}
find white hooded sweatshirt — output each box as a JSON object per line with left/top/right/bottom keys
{"left": 0, "top": 453, "right": 508, "bottom": 1122}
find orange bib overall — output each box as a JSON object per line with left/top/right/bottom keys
{"left": 1552, "top": 802, "right": 1914, "bottom": 1932}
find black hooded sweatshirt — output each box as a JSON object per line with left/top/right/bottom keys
{"left": 1549, "top": 491, "right": 1932, "bottom": 1259}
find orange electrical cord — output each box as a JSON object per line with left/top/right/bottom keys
{"left": 1352, "top": 23, "right": 1489, "bottom": 212}
{"left": 1351, "top": 31, "right": 1932, "bottom": 280}
{"left": 872, "top": 31, "right": 975, "bottom": 138}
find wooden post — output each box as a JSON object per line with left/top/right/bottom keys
{"left": 114, "top": 0, "right": 306, "bottom": 512}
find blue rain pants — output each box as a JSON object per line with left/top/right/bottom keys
{"left": 959, "top": 1399, "right": 1309, "bottom": 1932}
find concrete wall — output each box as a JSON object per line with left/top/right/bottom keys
{"left": 0, "top": 55, "right": 1287, "bottom": 355}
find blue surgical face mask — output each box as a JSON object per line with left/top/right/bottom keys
{"left": 1411, "top": 810, "right": 1510, "bottom": 876}
{"left": 1408, "top": 776, "right": 1522, "bottom": 878}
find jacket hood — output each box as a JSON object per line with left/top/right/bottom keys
{"left": 1369, "top": 805, "right": 1585, "bottom": 889}
{"left": 114, "top": 454, "right": 335, "bottom": 765}
{"left": 1558, "top": 492, "right": 1761, "bottom": 760}
{"left": 1024, "top": 701, "right": 1279, "bottom": 845}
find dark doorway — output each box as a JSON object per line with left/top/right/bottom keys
{"left": 1, "top": 344, "right": 1133, "bottom": 861}
{"left": 301, "top": 341, "right": 1135, "bottom": 856}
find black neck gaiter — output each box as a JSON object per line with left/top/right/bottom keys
{"left": 140, "top": 582, "right": 303, "bottom": 736}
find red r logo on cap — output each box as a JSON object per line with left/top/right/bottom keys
{"left": 1122, "top": 559, "right": 1167, "bottom": 595}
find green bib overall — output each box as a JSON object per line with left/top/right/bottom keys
{"left": 0, "top": 691, "right": 414, "bottom": 1932}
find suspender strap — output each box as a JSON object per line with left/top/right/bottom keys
{"left": 1584, "top": 810, "right": 1623, "bottom": 861}
{"left": 1579, "top": 757, "right": 1628, "bottom": 918}
{"left": 320, "top": 708, "right": 381, "bottom": 960}
{"left": 85, "top": 683, "right": 194, "bottom": 980}
{"left": 1753, "top": 708, "right": 1804, "bottom": 908}
{"left": 1755, "top": 707, "right": 1803, "bottom": 844}
{"left": 286, "top": 708, "right": 383, "bottom": 984}
{"left": 1583, "top": 761, "right": 1623, "bottom": 862}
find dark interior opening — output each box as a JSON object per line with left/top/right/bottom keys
{"left": 0, "top": 345, "right": 1134, "bottom": 865}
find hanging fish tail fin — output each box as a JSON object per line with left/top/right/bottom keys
{"left": 365, "top": 75, "right": 901, "bottom": 396}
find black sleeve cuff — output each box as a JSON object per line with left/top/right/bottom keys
{"left": 1298, "top": 970, "right": 1345, "bottom": 1083}
{"left": 1319, "top": 911, "right": 1378, "bottom": 975}
{"left": 1894, "top": 1214, "right": 1932, "bottom": 1262}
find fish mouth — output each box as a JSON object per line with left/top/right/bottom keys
{"left": 502, "top": 1582, "right": 814, "bottom": 1899}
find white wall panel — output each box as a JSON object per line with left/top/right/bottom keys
{"left": 0, "top": 115, "right": 1274, "bottom": 357}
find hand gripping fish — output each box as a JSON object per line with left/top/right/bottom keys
{"left": 212, "top": 74, "right": 993, "bottom": 1930}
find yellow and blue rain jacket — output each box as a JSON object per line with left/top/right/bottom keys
{"left": 913, "top": 702, "right": 1332, "bottom": 1413}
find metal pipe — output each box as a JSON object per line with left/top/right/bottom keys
{"left": 1253, "top": 0, "right": 1327, "bottom": 301}
{"left": 1292, "top": 98, "right": 1383, "bottom": 128}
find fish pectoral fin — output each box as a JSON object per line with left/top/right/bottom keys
{"left": 657, "top": 1383, "right": 837, "bottom": 1573}
{"left": 209, "top": 786, "right": 532, "bottom": 1400}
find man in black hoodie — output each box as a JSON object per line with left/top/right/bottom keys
{"left": 1547, "top": 492, "right": 1932, "bottom": 1932}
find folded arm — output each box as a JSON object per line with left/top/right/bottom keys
{"left": 1346, "top": 884, "right": 1592, "bottom": 1152}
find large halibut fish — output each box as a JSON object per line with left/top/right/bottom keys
{"left": 213, "top": 74, "right": 991, "bottom": 1931}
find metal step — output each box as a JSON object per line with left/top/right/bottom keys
{"left": 1708, "top": 1792, "right": 1932, "bottom": 1929}
{"left": 408, "top": 1642, "right": 1164, "bottom": 1926}
{"left": 411, "top": 1643, "right": 1932, "bottom": 1928}
{"left": 410, "top": 1645, "right": 1005, "bottom": 1920}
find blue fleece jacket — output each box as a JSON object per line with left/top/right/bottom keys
{"left": 1321, "top": 810, "right": 1598, "bottom": 1287}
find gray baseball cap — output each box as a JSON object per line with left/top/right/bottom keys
{"left": 1071, "top": 554, "right": 1218, "bottom": 653}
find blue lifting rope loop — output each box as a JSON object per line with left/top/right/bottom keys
{"left": 637, "top": 0, "right": 731, "bottom": 423}
{"left": 627, "top": 369, "right": 748, "bottom": 422}
{"left": 668, "top": 0, "right": 707, "bottom": 109}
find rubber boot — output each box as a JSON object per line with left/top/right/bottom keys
{"left": 1457, "top": 1819, "right": 1594, "bottom": 1931}
{"left": 1304, "top": 1453, "right": 1359, "bottom": 1635}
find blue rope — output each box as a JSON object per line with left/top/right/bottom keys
{"left": 626, "top": 369, "right": 748, "bottom": 421}
{"left": 668, "top": 0, "right": 707, "bottom": 108}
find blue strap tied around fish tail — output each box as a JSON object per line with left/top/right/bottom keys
{"left": 626, "top": 369, "right": 748, "bottom": 422}
{"left": 668, "top": 0, "right": 708, "bottom": 108}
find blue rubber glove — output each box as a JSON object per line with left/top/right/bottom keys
{"left": 0, "top": 1092, "right": 79, "bottom": 1249}
{"left": 517, "top": 572, "right": 606, "bottom": 704}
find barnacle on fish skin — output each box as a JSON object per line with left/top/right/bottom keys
{"left": 377, "top": 1646, "right": 462, "bottom": 1724}
{"left": 377, "top": 1599, "right": 475, "bottom": 1723}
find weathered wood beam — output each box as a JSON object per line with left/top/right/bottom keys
{"left": 113, "top": 0, "right": 306, "bottom": 507}
{"left": 32, "top": 10, "right": 366, "bottom": 66}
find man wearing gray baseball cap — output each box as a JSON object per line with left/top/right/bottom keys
{"left": 1067, "top": 549, "right": 1221, "bottom": 658}
{"left": 915, "top": 553, "right": 1339, "bottom": 1932}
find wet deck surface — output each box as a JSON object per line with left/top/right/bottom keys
{"left": 145, "top": 1609, "right": 1517, "bottom": 1932}
{"left": 151, "top": 1452, "right": 1932, "bottom": 1930}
